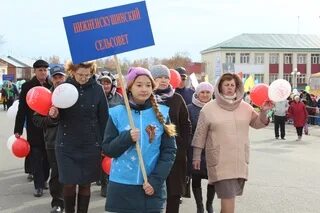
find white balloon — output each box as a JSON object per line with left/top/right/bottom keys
{"left": 52, "top": 83, "right": 79, "bottom": 109}
{"left": 268, "top": 79, "right": 292, "bottom": 102}
{"left": 292, "top": 88, "right": 299, "bottom": 95}
{"left": 12, "top": 100, "right": 19, "bottom": 107}
{"left": 7, "top": 135, "right": 16, "bottom": 151}
{"left": 6, "top": 104, "right": 18, "bottom": 119}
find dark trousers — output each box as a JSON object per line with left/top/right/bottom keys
{"left": 296, "top": 127, "right": 303, "bottom": 136}
{"left": 274, "top": 115, "right": 286, "bottom": 138}
{"left": 30, "top": 146, "right": 50, "bottom": 189}
{"left": 7, "top": 98, "right": 14, "bottom": 109}
{"left": 192, "top": 174, "right": 203, "bottom": 188}
{"left": 24, "top": 155, "right": 32, "bottom": 174}
{"left": 166, "top": 195, "right": 180, "bottom": 213}
{"left": 47, "top": 149, "right": 64, "bottom": 208}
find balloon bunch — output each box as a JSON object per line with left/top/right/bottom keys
{"left": 249, "top": 79, "right": 292, "bottom": 107}
{"left": 26, "top": 83, "right": 79, "bottom": 115}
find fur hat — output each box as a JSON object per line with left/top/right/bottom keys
{"left": 150, "top": 65, "right": 170, "bottom": 79}
{"left": 195, "top": 82, "right": 214, "bottom": 95}
{"left": 126, "top": 67, "right": 156, "bottom": 89}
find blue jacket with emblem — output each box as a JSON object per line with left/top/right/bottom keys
{"left": 102, "top": 99, "right": 176, "bottom": 213}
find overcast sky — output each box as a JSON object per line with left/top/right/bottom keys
{"left": 1, "top": 0, "right": 320, "bottom": 62}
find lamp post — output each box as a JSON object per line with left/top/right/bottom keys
{"left": 291, "top": 68, "right": 301, "bottom": 89}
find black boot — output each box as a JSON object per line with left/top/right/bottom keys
{"left": 77, "top": 194, "right": 90, "bottom": 213}
{"left": 206, "top": 184, "right": 215, "bottom": 213}
{"left": 192, "top": 187, "right": 204, "bottom": 213}
{"left": 64, "top": 194, "right": 76, "bottom": 213}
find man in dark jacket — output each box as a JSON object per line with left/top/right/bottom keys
{"left": 14, "top": 59, "right": 51, "bottom": 197}
{"left": 33, "top": 66, "right": 66, "bottom": 212}
{"left": 175, "top": 67, "right": 194, "bottom": 105}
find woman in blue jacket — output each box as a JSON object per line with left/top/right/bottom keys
{"left": 102, "top": 67, "right": 177, "bottom": 213}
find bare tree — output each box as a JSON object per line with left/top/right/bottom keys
{"left": 48, "top": 55, "right": 61, "bottom": 64}
{"left": 161, "top": 52, "right": 192, "bottom": 69}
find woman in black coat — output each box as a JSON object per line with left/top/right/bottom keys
{"left": 187, "top": 82, "right": 215, "bottom": 213}
{"left": 150, "top": 65, "right": 192, "bottom": 213}
{"left": 49, "top": 61, "right": 108, "bottom": 213}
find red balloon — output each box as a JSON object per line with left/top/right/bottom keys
{"left": 12, "top": 138, "right": 30, "bottom": 158}
{"left": 102, "top": 156, "right": 112, "bottom": 175}
{"left": 250, "top": 83, "right": 269, "bottom": 107}
{"left": 26, "top": 86, "right": 52, "bottom": 116}
{"left": 169, "top": 69, "right": 181, "bottom": 89}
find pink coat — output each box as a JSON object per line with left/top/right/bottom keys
{"left": 288, "top": 101, "right": 308, "bottom": 127}
{"left": 192, "top": 74, "right": 269, "bottom": 183}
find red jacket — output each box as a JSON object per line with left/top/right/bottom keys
{"left": 288, "top": 101, "right": 308, "bottom": 127}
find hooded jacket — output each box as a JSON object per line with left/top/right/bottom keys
{"left": 192, "top": 73, "right": 269, "bottom": 183}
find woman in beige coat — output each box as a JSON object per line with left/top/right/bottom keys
{"left": 192, "top": 73, "right": 273, "bottom": 213}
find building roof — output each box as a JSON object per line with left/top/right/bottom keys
{"left": 7, "top": 56, "right": 36, "bottom": 67}
{"left": 0, "top": 56, "right": 25, "bottom": 67}
{"left": 201, "top": 33, "right": 320, "bottom": 53}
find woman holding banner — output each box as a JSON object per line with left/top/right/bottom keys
{"left": 49, "top": 61, "right": 108, "bottom": 213}
{"left": 102, "top": 67, "right": 177, "bottom": 213}
{"left": 192, "top": 73, "right": 273, "bottom": 213}
{"left": 150, "top": 64, "right": 192, "bottom": 213}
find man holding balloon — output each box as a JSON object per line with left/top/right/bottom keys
{"left": 32, "top": 66, "right": 66, "bottom": 213}
{"left": 14, "top": 59, "right": 51, "bottom": 197}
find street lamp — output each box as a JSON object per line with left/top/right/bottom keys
{"left": 291, "top": 68, "right": 301, "bottom": 89}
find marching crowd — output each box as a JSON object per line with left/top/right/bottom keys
{"left": 9, "top": 59, "right": 275, "bottom": 213}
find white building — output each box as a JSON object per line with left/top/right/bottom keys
{"left": 201, "top": 33, "right": 320, "bottom": 88}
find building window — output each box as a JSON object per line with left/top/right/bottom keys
{"left": 297, "top": 74, "right": 306, "bottom": 84}
{"left": 311, "top": 54, "right": 320, "bottom": 64}
{"left": 283, "top": 74, "right": 292, "bottom": 83}
{"left": 269, "top": 74, "right": 278, "bottom": 83}
{"left": 226, "top": 53, "right": 235, "bottom": 64}
{"left": 269, "top": 53, "right": 279, "bottom": 64}
{"left": 16, "top": 68, "right": 23, "bottom": 79}
{"left": 240, "top": 53, "right": 250, "bottom": 64}
{"left": 254, "top": 74, "right": 264, "bottom": 83}
{"left": 284, "top": 54, "right": 292, "bottom": 64}
{"left": 254, "top": 53, "right": 264, "bottom": 64}
{"left": 297, "top": 54, "right": 307, "bottom": 64}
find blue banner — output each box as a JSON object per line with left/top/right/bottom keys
{"left": 2, "top": 74, "right": 14, "bottom": 81}
{"left": 63, "top": 1, "right": 154, "bottom": 64}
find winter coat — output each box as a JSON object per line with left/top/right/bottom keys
{"left": 187, "top": 98, "right": 207, "bottom": 178}
{"left": 192, "top": 75, "right": 269, "bottom": 184}
{"left": 55, "top": 76, "right": 108, "bottom": 184}
{"left": 107, "top": 92, "right": 123, "bottom": 108}
{"left": 175, "top": 87, "right": 194, "bottom": 105}
{"left": 288, "top": 101, "right": 308, "bottom": 127}
{"left": 14, "top": 76, "right": 51, "bottom": 147}
{"left": 102, "top": 99, "right": 176, "bottom": 213}
{"left": 155, "top": 89, "right": 192, "bottom": 197}
{"left": 32, "top": 87, "right": 59, "bottom": 150}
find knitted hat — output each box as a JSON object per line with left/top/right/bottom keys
{"left": 195, "top": 82, "right": 214, "bottom": 95}
{"left": 126, "top": 67, "right": 156, "bottom": 89}
{"left": 98, "top": 71, "right": 114, "bottom": 83}
{"left": 150, "top": 65, "right": 170, "bottom": 79}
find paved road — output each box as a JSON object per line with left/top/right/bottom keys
{"left": 1, "top": 108, "right": 320, "bottom": 213}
